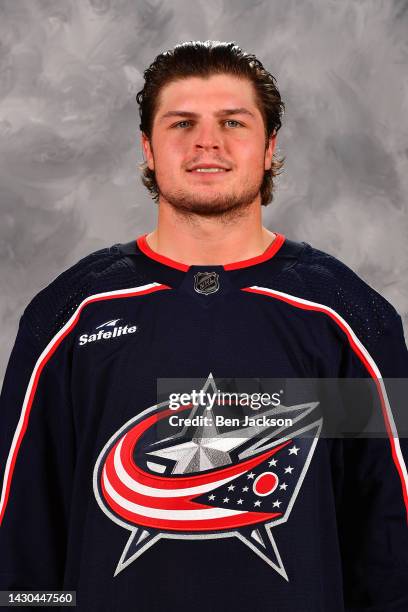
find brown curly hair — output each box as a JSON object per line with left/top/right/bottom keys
{"left": 136, "top": 40, "right": 285, "bottom": 206}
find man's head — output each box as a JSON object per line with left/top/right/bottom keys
{"left": 136, "top": 40, "right": 285, "bottom": 216}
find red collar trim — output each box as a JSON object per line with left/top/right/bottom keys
{"left": 136, "top": 233, "right": 286, "bottom": 271}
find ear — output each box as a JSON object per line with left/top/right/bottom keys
{"left": 264, "top": 133, "right": 277, "bottom": 171}
{"left": 141, "top": 132, "right": 155, "bottom": 171}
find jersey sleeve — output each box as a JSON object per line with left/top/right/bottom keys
{"left": 0, "top": 307, "right": 76, "bottom": 589}
{"left": 338, "top": 311, "right": 408, "bottom": 611}
{"left": 0, "top": 245, "right": 127, "bottom": 590}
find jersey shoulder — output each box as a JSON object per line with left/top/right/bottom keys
{"left": 21, "top": 242, "right": 150, "bottom": 347}
{"left": 289, "top": 241, "right": 402, "bottom": 351}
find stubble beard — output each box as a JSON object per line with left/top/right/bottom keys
{"left": 156, "top": 172, "right": 264, "bottom": 222}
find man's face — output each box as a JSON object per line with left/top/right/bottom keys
{"left": 141, "top": 74, "right": 276, "bottom": 217}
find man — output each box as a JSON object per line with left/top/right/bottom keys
{"left": 0, "top": 40, "right": 407, "bottom": 611}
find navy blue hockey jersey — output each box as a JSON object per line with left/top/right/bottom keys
{"left": 0, "top": 233, "right": 407, "bottom": 611}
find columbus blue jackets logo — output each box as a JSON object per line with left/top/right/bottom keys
{"left": 93, "top": 374, "right": 322, "bottom": 580}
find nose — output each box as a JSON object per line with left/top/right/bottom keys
{"left": 194, "top": 122, "right": 221, "bottom": 150}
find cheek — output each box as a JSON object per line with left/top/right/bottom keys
{"left": 153, "top": 147, "right": 184, "bottom": 185}
{"left": 238, "top": 144, "right": 265, "bottom": 169}
{"left": 227, "top": 134, "right": 263, "bottom": 157}
{"left": 156, "top": 140, "right": 185, "bottom": 167}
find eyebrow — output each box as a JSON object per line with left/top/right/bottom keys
{"left": 159, "top": 107, "right": 256, "bottom": 122}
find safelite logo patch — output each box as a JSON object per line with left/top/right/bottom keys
{"left": 78, "top": 319, "right": 137, "bottom": 346}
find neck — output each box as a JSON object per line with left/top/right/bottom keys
{"left": 145, "top": 198, "right": 276, "bottom": 266}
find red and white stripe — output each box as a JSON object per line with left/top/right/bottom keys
{"left": 242, "top": 285, "right": 408, "bottom": 521}
{"left": 0, "top": 282, "right": 171, "bottom": 526}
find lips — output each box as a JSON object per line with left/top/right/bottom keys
{"left": 187, "top": 163, "right": 231, "bottom": 172}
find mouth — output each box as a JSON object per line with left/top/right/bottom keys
{"left": 187, "top": 167, "right": 232, "bottom": 177}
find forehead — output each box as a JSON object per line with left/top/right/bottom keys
{"left": 155, "top": 74, "right": 260, "bottom": 117}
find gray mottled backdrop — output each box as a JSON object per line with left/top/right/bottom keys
{"left": 1, "top": 0, "right": 407, "bottom": 382}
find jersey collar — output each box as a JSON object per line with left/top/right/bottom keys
{"left": 135, "top": 233, "right": 286, "bottom": 272}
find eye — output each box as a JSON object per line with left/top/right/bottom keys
{"left": 172, "top": 119, "right": 243, "bottom": 129}
{"left": 225, "top": 119, "right": 242, "bottom": 128}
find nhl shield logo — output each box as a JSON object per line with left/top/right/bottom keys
{"left": 193, "top": 271, "right": 220, "bottom": 295}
